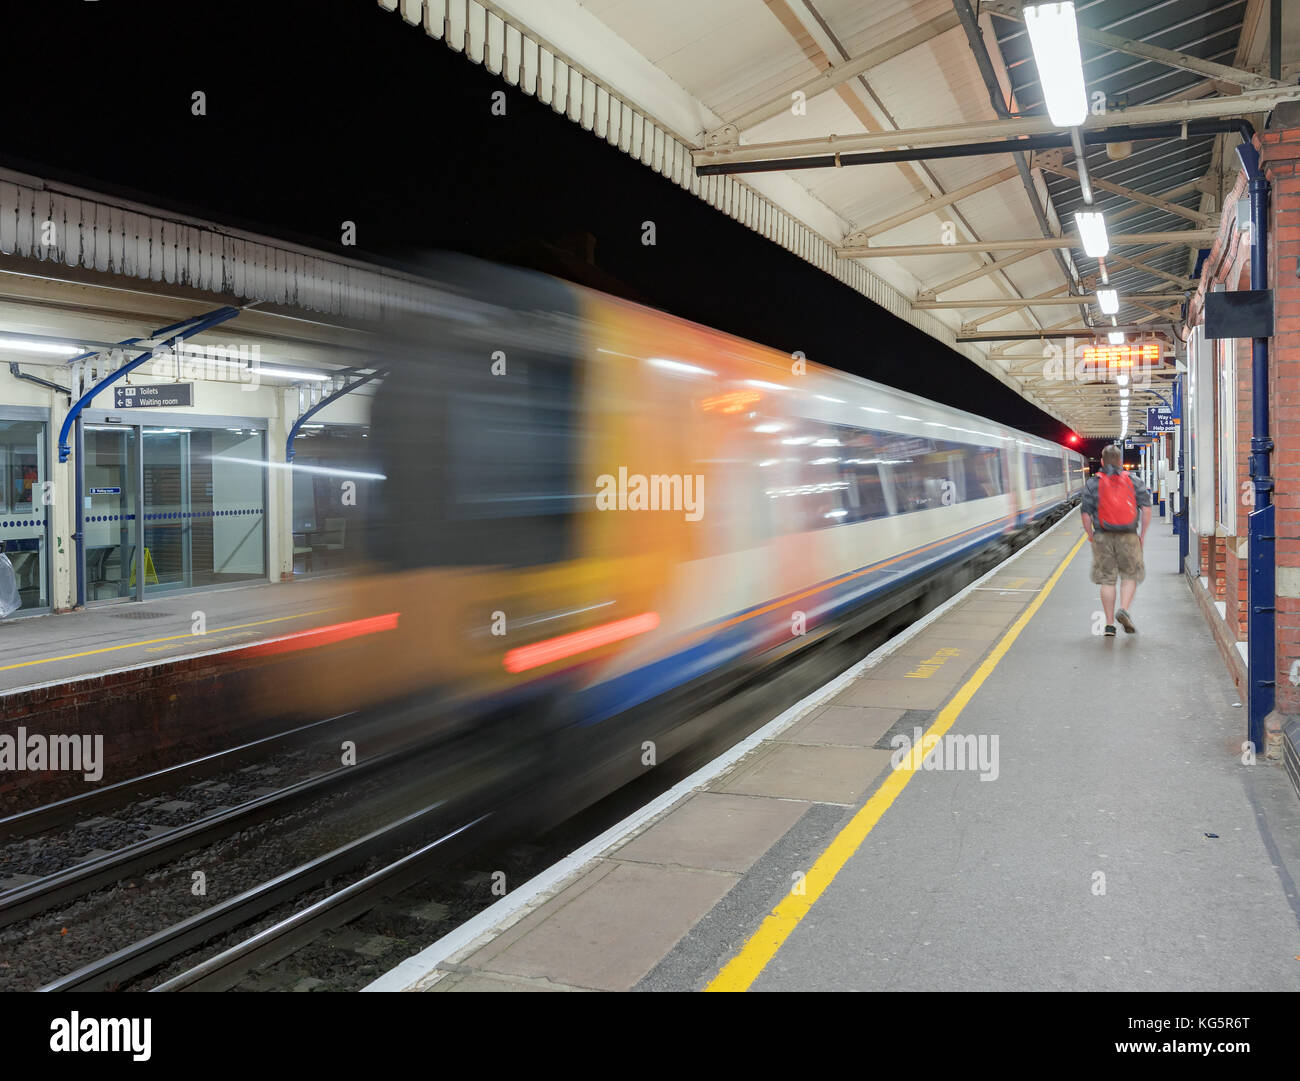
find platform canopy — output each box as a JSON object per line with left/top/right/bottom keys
{"left": 378, "top": 0, "right": 1298, "bottom": 436}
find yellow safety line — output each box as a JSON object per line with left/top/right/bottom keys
{"left": 0, "top": 607, "right": 343, "bottom": 674}
{"left": 705, "top": 531, "right": 1087, "bottom": 992}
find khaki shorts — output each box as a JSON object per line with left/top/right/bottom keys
{"left": 1090, "top": 530, "right": 1145, "bottom": 585}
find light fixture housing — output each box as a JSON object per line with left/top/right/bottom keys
{"left": 1097, "top": 289, "right": 1120, "bottom": 315}
{"left": 1024, "top": 3, "right": 1088, "bottom": 128}
{"left": 0, "top": 337, "right": 81, "bottom": 356}
{"left": 1075, "top": 211, "right": 1110, "bottom": 258}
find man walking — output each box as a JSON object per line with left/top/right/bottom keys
{"left": 1081, "top": 443, "right": 1152, "bottom": 636}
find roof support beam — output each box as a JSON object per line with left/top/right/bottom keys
{"left": 918, "top": 248, "right": 1045, "bottom": 299}
{"left": 692, "top": 88, "right": 1297, "bottom": 169}
{"left": 1038, "top": 164, "right": 1213, "bottom": 225}
{"left": 716, "top": 11, "right": 961, "bottom": 136}
{"left": 856, "top": 165, "right": 1019, "bottom": 237}
{"left": 917, "top": 181, "right": 1207, "bottom": 296}
{"left": 966, "top": 284, "right": 1070, "bottom": 329}
{"left": 915, "top": 292, "right": 1184, "bottom": 310}
{"left": 1100, "top": 246, "right": 1197, "bottom": 290}
{"left": 958, "top": 327, "right": 1168, "bottom": 342}
{"left": 982, "top": 1, "right": 1287, "bottom": 91}
{"left": 840, "top": 230, "right": 1214, "bottom": 257}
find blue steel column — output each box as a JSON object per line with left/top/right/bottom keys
{"left": 1238, "top": 141, "right": 1275, "bottom": 755}
{"left": 1177, "top": 371, "right": 1189, "bottom": 570}
{"left": 74, "top": 416, "right": 85, "bottom": 608}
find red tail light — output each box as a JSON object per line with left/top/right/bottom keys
{"left": 503, "top": 612, "right": 660, "bottom": 674}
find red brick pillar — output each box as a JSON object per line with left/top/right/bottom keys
{"left": 1261, "top": 107, "right": 1300, "bottom": 718}
{"left": 1210, "top": 371, "right": 1224, "bottom": 599}
{"left": 1225, "top": 328, "right": 1254, "bottom": 639}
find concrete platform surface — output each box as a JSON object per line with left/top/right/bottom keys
{"left": 371, "top": 512, "right": 1300, "bottom": 993}
{"left": 0, "top": 575, "right": 350, "bottom": 694}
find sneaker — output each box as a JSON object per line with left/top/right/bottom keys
{"left": 1104, "top": 624, "right": 1116, "bottom": 637}
{"left": 1115, "top": 609, "right": 1136, "bottom": 634}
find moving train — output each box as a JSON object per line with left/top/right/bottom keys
{"left": 260, "top": 258, "right": 1086, "bottom": 807}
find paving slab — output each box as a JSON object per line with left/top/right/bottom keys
{"left": 430, "top": 971, "right": 587, "bottom": 991}
{"left": 613, "top": 791, "right": 808, "bottom": 873}
{"left": 713, "top": 742, "right": 892, "bottom": 804}
{"left": 832, "top": 675, "right": 960, "bottom": 710}
{"left": 468, "top": 860, "right": 738, "bottom": 991}
{"left": 868, "top": 647, "right": 980, "bottom": 685}
{"left": 780, "top": 704, "right": 904, "bottom": 748}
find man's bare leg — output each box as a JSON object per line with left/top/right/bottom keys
{"left": 1101, "top": 583, "right": 1116, "bottom": 625}
{"left": 1119, "top": 577, "right": 1137, "bottom": 612}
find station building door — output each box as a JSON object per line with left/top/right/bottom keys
{"left": 0, "top": 408, "right": 53, "bottom": 614}
{"left": 81, "top": 412, "right": 267, "bottom": 602}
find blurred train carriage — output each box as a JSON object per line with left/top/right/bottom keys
{"left": 255, "top": 257, "right": 1085, "bottom": 807}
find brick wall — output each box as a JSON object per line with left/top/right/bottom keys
{"left": 1262, "top": 112, "right": 1300, "bottom": 717}
{"left": 0, "top": 646, "right": 321, "bottom": 813}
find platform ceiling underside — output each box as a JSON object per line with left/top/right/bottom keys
{"left": 381, "top": 0, "right": 1299, "bottom": 436}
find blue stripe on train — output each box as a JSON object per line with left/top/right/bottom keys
{"left": 571, "top": 511, "right": 1036, "bottom": 727}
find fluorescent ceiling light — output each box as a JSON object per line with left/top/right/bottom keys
{"left": 1075, "top": 212, "right": 1110, "bottom": 258}
{"left": 1117, "top": 374, "right": 1129, "bottom": 386}
{"left": 1108, "top": 331, "right": 1125, "bottom": 345}
{"left": 1024, "top": 3, "right": 1088, "bottom": 128}
{"left": 1097, "top": 289, "right": 1120, "bottom": 315}
{"left": 1120, "top": 388, "right": 1129, "bottom": 398}
{"left": 257, "top": 365, "right": 332, "bottom": 381}
{"left": 0, "top": 338, "right": 81, "bottom": 356}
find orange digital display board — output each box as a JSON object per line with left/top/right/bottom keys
{"left": 1080, "top": 342, "right": 1161, "bottom": 369}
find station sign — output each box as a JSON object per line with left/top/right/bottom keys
{"left": 1081, "top": 342, "right": 1162, "bottom": 370}
{"left": 1146, "top": 407, "right": 1176, "bottom": 432}
{"left": 113, "top": 383, "right": 194, "bottom": 408}
{"left": 88, "top": 487, "right": 121, "bottom": 495}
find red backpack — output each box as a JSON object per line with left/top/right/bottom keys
{"left": 1096, "top": 471, "right": 1138, "bottom": 531}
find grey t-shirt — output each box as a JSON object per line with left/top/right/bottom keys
{"left": 1081, "top": 465, "right": 1152, "bottom": 530}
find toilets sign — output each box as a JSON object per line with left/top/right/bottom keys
{"left": 113, "top": 383, "right": 194, "bottom": 408}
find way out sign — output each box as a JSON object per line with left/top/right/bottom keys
{"left": 1146, "top": 407, "right": 1175, "bottom": 432}
{"left": 114, "top": 383, "right": 194, "bottom": 408}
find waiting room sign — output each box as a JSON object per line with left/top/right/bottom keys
{"left": 113, "top": 383, "right": 194, "bottom": 408}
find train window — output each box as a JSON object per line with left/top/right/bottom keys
{"left": 369, "top": 349, "right": 582, "bottom": 570}
{"left": 756, "top": 418, "right": 850, "bottom": 531}
{"left": 879, "top": 434, "right": 952, "bottom": 513}
{"left": 962, "top": 446, "right": 1005, "bottom": 499}
{"left": 835, "top": 427, "right": 891, "bottom": 523}
{"left": 1027, "top": 452, "right": 1065, "bottom": 488}
{"left": 447, "top": 358, "right": 582, "bottom": 564}
{"left": 754, "top": 415, "right": 1012, "bottom": 532}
